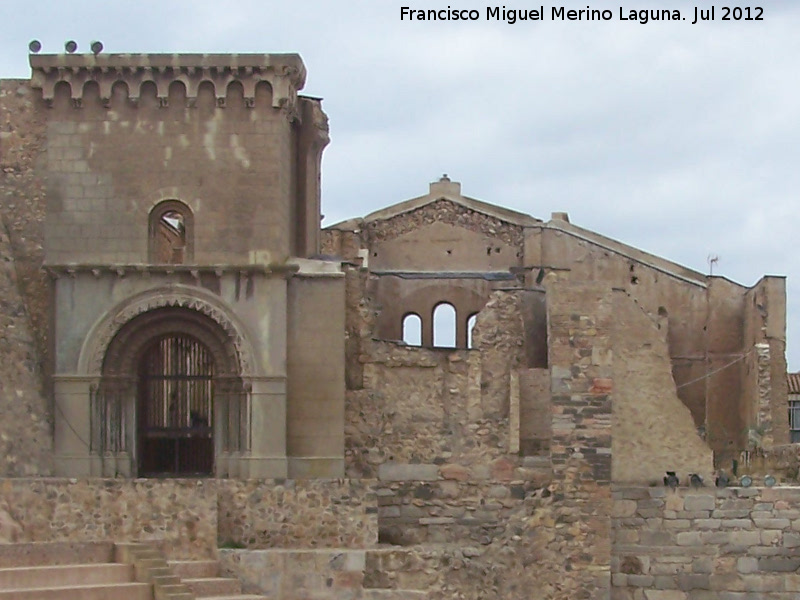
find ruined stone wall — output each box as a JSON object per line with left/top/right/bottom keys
{"left": 547, "top": 281, "right": 614, "bottom": 598}
{"left": 611, "top": 289, "right": 714, "bottom": 483}
{"left": 0, "top": 80, "right": 52, "bottom": 477}
{"left": 217, "top": 479, "right": 377, "bottom": 550}
{"left": 613, "top": 486, "right": 800, "bottom": 599}
{"left": 540, "top": 226, "right": 746, "bottom": 439}
{"left": 344, "top": 287, "right": 548, "bottom": 478}
{"left": 344, "top": 341, "right": 484, "bottom": 478}
{"left": 739, "top": 276, "right": 789, "bottom": 457}
{"left": 471, "top": 291, "right": 526, "bottom": 420}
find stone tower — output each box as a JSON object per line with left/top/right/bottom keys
{"left": 35, "top": 52, "right": 345, "bottom": 478}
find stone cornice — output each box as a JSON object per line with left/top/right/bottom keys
{"left": 44, "top": 263, "right": 300, "bottom": 278}
{"left": 29, "top": 53, "right": 306, "bottom": 113}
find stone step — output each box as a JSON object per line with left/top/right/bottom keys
{"left": 169, "top": 559, "right": 220, "bottom": 578}
{"left": 203, "top": 596, "right": 270, "bottom": 600}
{"left": 0, "top": 581, "right": 152, "bottom": 600}
{"left": 0, "top": 563, "right": 133, "bottom": 589}
{"left": 362, "top": 591, "right": 429, "bottom": 599}
{"left": 0, "top": 542, "right": 115, "bottom": 568}
{"left": 184, "top": 576, "right": 242, "bottom": 596}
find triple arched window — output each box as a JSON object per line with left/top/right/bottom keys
{"left": 402, "top": 305, "right": 478, "bottom": 349}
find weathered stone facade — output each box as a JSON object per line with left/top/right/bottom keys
{"left": 0, "top": 49, "right": 794, "bottom": 600}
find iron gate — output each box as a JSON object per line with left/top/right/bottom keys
{"left": 137, "top": 334, "right": 214, "bottom": 475}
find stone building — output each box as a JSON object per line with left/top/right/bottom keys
{"left": 0, "top": 49, "right": 796, "bottom": 600}
{"left": 325, "top": 175, "right": 788, "bottom": 475}
{"left": 3, "top": 52, "right": 345, "bottom": 480}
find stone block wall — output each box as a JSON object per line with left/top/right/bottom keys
{"left": 613, "top": 486, "right": 800, "bottom": 599}
{"left": 376, "top": 462, "right": 550, "bottom": 546}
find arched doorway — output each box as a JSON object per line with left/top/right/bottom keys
{"left": 97, "top": 306, "right": 248, "bottom": 477}
{"left": 137, "top": 333, "right": 214, "bottom": 476}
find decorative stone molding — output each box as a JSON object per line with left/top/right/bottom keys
{"left": 755, "top": 342, "right": 773, "bottom": 447}
{"left": 364, "top": 198, "right": 524, "bottom": 248}
{"left": 30, "top": 53, "right": 306, "bottom": 116}
{"left": 78, "top": 285, "right": 258, "bottom": 377}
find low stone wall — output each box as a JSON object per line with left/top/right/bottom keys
{"left": 0, "top": 478, "right": 217, "bottom": 558}
{"left": 217, "top": 479, "right": 378, "bottom": 549}
{"left": 219, "top": 548, "right": 366, "bottom": 600}
{"left": 613, "top": 485, "right": 800, "bottom": 599}
{"left": 0, "top": 477, "right": 379, "bottom": 558}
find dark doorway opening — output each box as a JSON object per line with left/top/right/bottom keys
{"left": 137, "top": 334, "right": 214, "bottom": 476}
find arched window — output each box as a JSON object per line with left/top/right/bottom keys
{"left": 432, "top": 303, "right": 457, "bottom": 348}
{"left": 402, "top": 313, "right": 422, "bottom": 346}
{"left": 149, "top": 200, "right": 193, "bottom": 264}
{"left": 467, "top": 313, "right": 478, "bottom": 349}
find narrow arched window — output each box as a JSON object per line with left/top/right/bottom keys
{"left": 467, "top": 313, "right": 478, "bottom": 349}
{"left": 432, "top": 303, "right": 457, "bottom": 348}
{"left": 149, "top": 200, "right": 193, "bottom": 264}
{"left": 402, "top": 313, "right": 422, "bottom": 346}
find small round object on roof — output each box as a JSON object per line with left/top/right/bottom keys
{"left": 740, "top": 475, "right": 753, "bottom": 488}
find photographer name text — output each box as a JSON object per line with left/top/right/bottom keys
{"left": 399, "top": 6, "right": 764, "bottom": 25}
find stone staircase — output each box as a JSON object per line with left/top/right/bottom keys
{"left": 0, "top": 541, "right": 267, "bottom": 600}
{"left": 169, "top": 558, "right": 268, "bottom": 600}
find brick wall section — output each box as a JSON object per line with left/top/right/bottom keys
{"left": 613, "top": 486, "right": 800, "bottom": 599}
{"left": 547, "top": 281, "right": 614, "bottom": 599}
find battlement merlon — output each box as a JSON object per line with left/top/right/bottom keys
{"left": 29, "top": 53, "right": 307, "bottom": 109}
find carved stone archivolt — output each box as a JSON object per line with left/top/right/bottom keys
{"left": 79, "top": 286, "right": 257, "bottom": 377}
{"left": 365, "top": 199, "right": 524, "bottom": 248}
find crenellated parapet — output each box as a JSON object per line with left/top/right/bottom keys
{"left": 29, "top": 53, "right": 306, "bottom": 116}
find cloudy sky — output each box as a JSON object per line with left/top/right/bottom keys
{"left": 2, "top": 1, "right": 799, "bottom": 366}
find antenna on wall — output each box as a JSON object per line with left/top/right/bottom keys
{"left": 707, "top": 254, "right": 720, "bottom": 276}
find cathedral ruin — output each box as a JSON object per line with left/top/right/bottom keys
{"left": 0, "top": 49, "right": 796, "bottom": 600}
